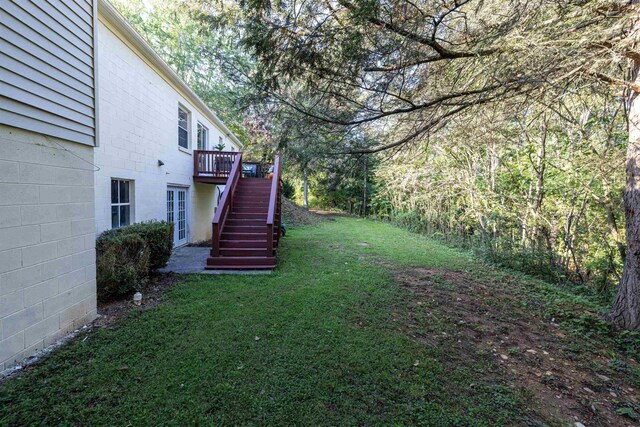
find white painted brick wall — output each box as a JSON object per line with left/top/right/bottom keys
{"left": 95, "top": 22, "right": 240, "bottom": 242}
{"left": 0, "top": 125, "right": 97, "bottom": 371}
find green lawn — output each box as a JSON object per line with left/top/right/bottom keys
{"left": 1, "top": 217, "right": 638, "bottom": 426}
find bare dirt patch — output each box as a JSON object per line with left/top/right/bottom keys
{"left": 96, "top": 273, "right": 180, "bottom": 327}
{"left": 393, "top": 267, "right": 639, "bottom": 427}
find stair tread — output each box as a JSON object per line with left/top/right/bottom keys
{"left": 220, "top": 240, "right": 267, "bottom": 243}
{"left": 210, "top": 255, "right": 274, "bottom": 259}
{"left": 221, "top": 247, "right": 269, "bottom": 250}
{"left": 222, "top": 231, "right": 267, "bottom": 240}
{"left": 222, "top": 233, "right": 268, "bottom": 236}
{"left": 207, "top": 256, "right": 276, "bottom": 263}
{"left": 204, "top": 265, "right": 274, "bottom": 270}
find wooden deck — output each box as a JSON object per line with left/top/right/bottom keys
{"left": 193, "top": 151, "right": 272, "bottom": 184}
{"left": 193, "top": 150, "right": 237, "bottom": 184}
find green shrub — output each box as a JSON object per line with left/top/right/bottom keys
{"left": 96, "top": 221, "right": 173, "bottom": 301}
{"left": 99, "top": 221, "right": 174, "bottom": 271}
{"left": 126, "top": 221, "right": 174, "bottom": 270}
{"left": 96, "top": 232, "right": 150, "bottom": 301}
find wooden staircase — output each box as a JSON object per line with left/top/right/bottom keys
{"left": 206, "top": 154, "right": 282, "bottom": 270}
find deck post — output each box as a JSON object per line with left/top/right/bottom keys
{"left": 212, "top": 223, "right": 220, "bottom": 256}
{"left": 266, "top": 154, "right": 281, "bottom": 257}
{"left": 267, "top": 223, "right": 274, "bottom": 256}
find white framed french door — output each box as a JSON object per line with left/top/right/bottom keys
{"left": 167, "top": 186, "right": 189, "bottom": 247}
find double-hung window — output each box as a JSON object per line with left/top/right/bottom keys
{"left": 178, "top": 106, "right": 190, "bottom": 149}
{"left": 111, "top": 179, "right": 131, "bottom": 229}
{"left": 197, "top": 122, "right": 208, "bottom": 150}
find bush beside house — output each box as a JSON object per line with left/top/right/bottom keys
{"left": 97, "top": 221, "right": 174, "bottom": 301}
{"left": 126, "top": 221, "right": 174, "bottom": 270}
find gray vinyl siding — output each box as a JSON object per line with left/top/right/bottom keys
{"left": 0, "top": 0, "right": 96, "bottom": 146}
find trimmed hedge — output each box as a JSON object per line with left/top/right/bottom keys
{"left": 96, "top": 221, "right": 174, "bottom": 301}
{"left": 96, "top": 233, "right": 149, "bottom": 301}
{"left": 126, "top": 221, "right": 174, "bottom": 270}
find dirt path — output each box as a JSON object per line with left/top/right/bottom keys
{"left": 394, "top": 267, "right": 639, "bottom": 427}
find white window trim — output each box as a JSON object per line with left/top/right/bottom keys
{"left": 178, "top": 105, "right": 191, "bottom": 150}
{"left": 111, "top": 179, "right": 133, "bottom": 229}
{"left": 197, "top": 122, "right": 209, "bottom": 150}
{"left": 167, "top": 185, "right": 190, "bottom": 247}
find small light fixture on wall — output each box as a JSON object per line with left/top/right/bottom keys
{"left": 158, "top": 160, "right": 165, "bottom": 166}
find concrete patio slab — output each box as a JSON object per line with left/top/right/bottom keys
{"left": 159, "top": 246, "right": 272, "bottom": 275}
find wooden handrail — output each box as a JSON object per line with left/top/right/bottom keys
{"left": 200, "top": 150, "right": 237, "bottom": 154}
{"left": 266, "top": 155, "right": 281, "bottom": 225}
{"left": 211, "top": 152, "right": 242, "bottom": 256}
{"left": 266, "top": 154, "right": 281, "bottom": 256}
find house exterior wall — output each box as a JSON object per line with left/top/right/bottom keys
{"left": 95, "top": 17, "right": 240, "bottom": 243}
{"left": 0, "top": 0, "right": 98, "bottom": 369}
{"left": 0, "top": 125, "right": 97, "bottom": 370}
{"left": 191, "top": 183, "right": 219, "bottom": 243}
{"left": 0, "top": 0, "right": 97, "bottom": 146}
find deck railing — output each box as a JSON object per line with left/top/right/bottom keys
{"left": 194, "top": 150, "right": 238, "bottom": 180}
{"left": 242, "top": 161, "right": 271, "bottom": 178}
{"left": 266, "top": 154, "right": 282, "bottom": 256}
{"left": 211, "top": 152, "right": 242, "bottom": 257}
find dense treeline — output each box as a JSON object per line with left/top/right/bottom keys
{"left": 369, "top": 96, "right": 627, "bottom": 293}
{"left": 294, "top": 93, "right": 628, "bottom": 294}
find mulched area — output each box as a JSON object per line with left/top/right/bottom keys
{"left": 282, "top": 198, "right": 324, "bottom": 227}
{"left": 96, "top": 273, "right": 181, "bottom": 327}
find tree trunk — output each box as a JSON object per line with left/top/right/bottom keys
{"left": 303, "top": 170, "right": 309, "bottom": 209}
{"left": 607, "top": 58, "right": 640, "bottom": 330}
{"left": 362, "top": 155, "right": 368, "bottom": 216}
{"left": 532, "top": 119, "right": 547, "bottom": 251}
